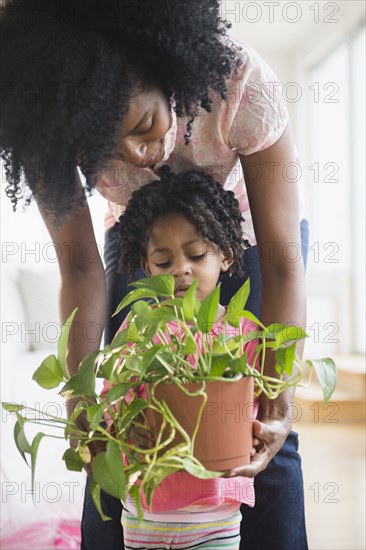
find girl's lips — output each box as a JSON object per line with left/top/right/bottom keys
{"left": 175, "top": 285, "right": 190, "bottom": 297}
{"left": 175, "top": 289, "right": 187, "bottom": 297}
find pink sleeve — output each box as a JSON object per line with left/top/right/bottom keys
{"left": 226, "top": 42, "right": 289, "bottom": 156}
{"left": 101, "top": 313, "right": 131, "bottom": 396}
{"left": 240, "top": 318, "right": 260, "bottom": 369}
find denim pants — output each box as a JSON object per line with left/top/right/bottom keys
{"left": 81, "top": 220, "right": 309, "bottom": 550}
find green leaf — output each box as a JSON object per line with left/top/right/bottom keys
{"left": 14, "top": 419, "right": 31, "bottom": 465}
{"left": 69, "top": 400, "right": 88, "bottom": 424}
{"left": 128, "top": 485, "right": 144, "bottom": 523}
{"left": 91, "top": 441, "right": 127, "bottom": 499}
{"left": 227, "top": 309, "right": 265, "bottom": 330}
{"left": 142, "top": 309, "right": 178, "bottom": 343}
{"left": 213, "top": 336, "right": 240, "bottom": 355}
{"left": 130, "top": 275, "right": 174, "bottom": 297}
{"left": 141, "top": 346, "right": 163, "bottom": 373}
{"left": 227, "top": 279, "right": 250, "bottom": 317}
{"left": 113, "top": 289, "right": 156, "bottom": 316}
{"left": 182, "top": 278, "right": 199, "bottom": 322}
{"left": 62, "top": 447, "right": 85, "bottom": 472}
{"left": 77, "top": 351, "right": 98, "bottom": 393}
{"left": 160, "top": 298, "right": 184, "bottom": 308}
{"left": 32, "top": 355, "right": 63, "bottom": 389}
{"left": 181, "top": 332, "right": 196, "bottom": 355}
{"left": 57, "top": 308, "right": 78, "bottom": 380}
{"left": 2, "top": 402, "right": 24, "bottom": 413}
{"left": 228, "top": 354, "right": 248, "bottom": 374}
{"left": 275, "top": 343, "right": 297, "bottom": 375}
{"left": 30, "top": 432, "right": 45, "bottom": 490}
{"left": 209, "top": 354, "right": 230, "bottom": 377}
{"left": 275, "top": 325, "right": 307, "bottom": 348}
{"left": 120, "top": 398, "right": 149, "bottom": 429}
{"left": 110, "top": 329, "right": 129, "bottom": 348}
{"left": 126, "top": 322, "right": 141, "bottom": 343}
{"left": 97, "top": 354, "right": 120, "bottom": 380}
{"left": 78, "top": 443, "right": 92, "bottom": 464}
{"left": 263, "top": 323, "right": 287, "bottom": 339}
{"left": 60, "top": 351, "right": 99, "bottom": 398}
{"left": 197, "top": 285, "right": 220, "bottom": 333}
{"left": 307, "top": 358, "right": 337, "bottom": 404}
{"left": 125, "top": 354, "right": 143, "bottom": 374}
{"left": 182, "top": 458, "right": 222, "bottom": 478}
{"left": 106, "top": 382, "right": 133, "bottom": 406}
{"left": 132, "top": 307, "right": 153, "bottom": 333}
{"left": 86, "top": 404, "right": 105, "bottom": 431}
{"left": 89, "top": 478, "right": 111, "bottom": 521}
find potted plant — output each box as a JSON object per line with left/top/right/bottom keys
{"left": 2, "top": 275, "right": 337, "bottom": 521}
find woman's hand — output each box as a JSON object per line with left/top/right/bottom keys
{"left": 66, "top": 398, "right": 106, "bottom": 475}
{"left": 72, "top": 408, "right": 107, "bottom": 475}
{"left": 224, "top": 418, "right": 291, "bottom": 478}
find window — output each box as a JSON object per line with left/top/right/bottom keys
{"left": 306, "top": 25, "right": 365, "bottom": 355}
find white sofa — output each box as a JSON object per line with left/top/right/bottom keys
{"left": 1, "top": 263, "right": 84, "bottom": 539}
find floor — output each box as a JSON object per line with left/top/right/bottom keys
{"left": 296, "top": 421, "right": 365, "bottom": 550}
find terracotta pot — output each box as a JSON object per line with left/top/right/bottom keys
{"left": 146, "top": 376, "right": 254, "bottom": 471}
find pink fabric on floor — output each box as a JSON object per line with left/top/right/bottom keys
{"left": 0, "top": 519, "right": 81, "bottom": 549}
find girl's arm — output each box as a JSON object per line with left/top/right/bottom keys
{"left": 232, "top": 124, "right": 306, "bottom": 477}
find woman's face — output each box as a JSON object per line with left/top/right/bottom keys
{"left": 115, "top": 86, "right": 172, "bottom": 168}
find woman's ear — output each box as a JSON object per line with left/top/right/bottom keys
{"left": 220, "top": 250, "right": 235, "bottom": 273}
{"left": 141, "top": 258, "right": 152, "bottom": 276}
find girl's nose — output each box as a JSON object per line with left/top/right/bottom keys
{"left": 171, "top": 261, "right": 191, "bottom": 276}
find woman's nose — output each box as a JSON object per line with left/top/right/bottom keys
{"left": 123, "top": 141, "right": 147, "bottom": 165}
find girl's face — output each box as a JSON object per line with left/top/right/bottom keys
{"left": 142, "top": 214, "right": 233, "bottom": 301}
{"left": 114, "top": 86, "right": 172, "bottom": 168}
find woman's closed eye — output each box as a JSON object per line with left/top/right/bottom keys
{"left": 133, "top": 117, "right": 154, "bottom": 136}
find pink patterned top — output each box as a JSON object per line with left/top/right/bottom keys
{"left": 96, "top": 40, "right": 306, "bottom": 245}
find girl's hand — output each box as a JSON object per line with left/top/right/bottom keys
{"left": 129, "top": 414, "right": 155, "bottom": 451}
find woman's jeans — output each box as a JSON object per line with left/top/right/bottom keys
{"left": 81, "top": 220, "right": 309, "bottom": 550}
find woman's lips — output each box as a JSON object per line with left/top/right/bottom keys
{"left": 141, "top": 145, "right": 162, "bottom": 168}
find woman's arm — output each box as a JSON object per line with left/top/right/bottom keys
{"left": 37, "top": 174, "right": 106, "bottom": 392}
{"left": 37, "top": 174, "right": 107, "bottom": 470}
{"left": 230, "top": 124, "right": 306, "bottom": 477}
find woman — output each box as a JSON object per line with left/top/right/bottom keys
{"left": 0, "top": 1, "right": 308, "bottom": 548}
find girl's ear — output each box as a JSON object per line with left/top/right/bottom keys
{"left": 220, "top": 250, "right": 235, "bottom": 273}
{"left": 141, "top": 258, "right": 152, "bottom": 276}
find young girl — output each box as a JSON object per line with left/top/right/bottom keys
{"left": 115, "top": 166, "right": 259, "bottom": 549}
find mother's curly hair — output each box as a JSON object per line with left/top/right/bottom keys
{"left": 0, "top": 0, "right": 241, "bottom": 220}
{"left": 118, "top": 166, "right": 248, "bottom": 279}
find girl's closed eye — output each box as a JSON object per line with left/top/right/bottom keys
{"left": 190, "top": 253, "right": 206, "bottom": 261}
{"left": 155, "top": 260, "right": 171, "bottom": 268}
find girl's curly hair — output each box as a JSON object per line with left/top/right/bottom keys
{"left": 0, "top": 0, "right": 241, "bottom": 220}
{"left": 118, "top": 165, "right": 248, "bottom": 280}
